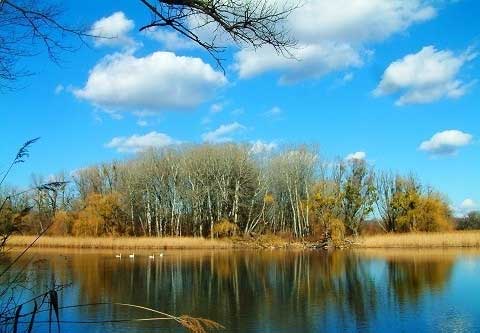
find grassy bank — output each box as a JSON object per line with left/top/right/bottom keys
{"left": 357, "top": 231, "right": 480, "bottom": 248}
{"left": 7, "top": 236, "right": 234, "bottom": 250}
{"left": 8, "top": 231, "right": 480, "bottom": 250}
{"left": 6, "top": 234, "right": 307, "bottom": 250}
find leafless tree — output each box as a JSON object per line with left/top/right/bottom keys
{"left": 376, "top": 172, "right": 399, "bottom": 232}
{"left": 139, "top": 0, "right": 298, "bottom": 68}
{"left": 0, "top": 0, "right": 89, "bottom": 87}
{"left": 1, "top": 0, "right": 298, "bottom": 87}
{"left": 340, "top": 160, "right": 377, "bottom": 236}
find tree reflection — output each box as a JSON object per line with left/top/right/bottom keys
{"left": 3, "top": 249, "right": 459, "bottom": 332}
{"left": 386, "top": 254, "right": 454, "bottom": 305}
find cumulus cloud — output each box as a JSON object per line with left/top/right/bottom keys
{"left": 460, "top": 198, "right": 477, "bottom": 211}
{"left": 236, "top": 42, "right": 363, "bottom": 84}
{"left": 231, "top": 108, "right": 244, "bottom": 116}
{"left": 201, "top": 122, "right": 245, "bottom": 143}
{"left": 136, "top": 120, "right": 148, "bottom": 127}
{"left": 74, "top": 52, "right": 227, "bottom": 113}
{"left": 342, "top": 72, "right": 354, "bottom": 83}
{"left": 90, "top": 12, "right": 137, "bottom": 49}
{"left": 250, "top": 140, "right": 278, "bottom": 154}
{"left": 264, "top": 106, "right": 282, "bottom": 117}
{"left": 419, "top": 130, "right": 473, "bottom": 156}
{"left": 455, "top": 198, "right": 478, "bottom": 216}
{"left": 234, "top": 0, "right": 436, "bottom": 83}
{"left": 202, "top": 103, "right": 225, "bottom": 124}
{"left": 54, "top": 84, "right": 64, "bottom": 94}
{"left": 210, "top": 103, "right": 224, "bottom": 113}
{"left": 289, "top": 0, "right": 435, "bottom": 44}
{"left": 105, "top": 131, "right": 180, "bottom": 153}
{"left": 144, "top": 29, "right": 196, "bottom": 50}
{"left": 345, "top": 151, "right": 367, "bottom": 161}
{"left": 374, "top": 46, "right": 477, "bottom": 105}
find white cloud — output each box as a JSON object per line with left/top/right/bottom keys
{"left": 90, "top": 12, "right": 137, "bottom": 49}
{"left": 105, "top": 131, "right": 180, "bottom": 153}
{"left": 54, "top": 84, "right": 64, "bottom": 94}
{"left": 374, "top": 46, "right": 477, "bottom": 105}
{"left": 234, "top": 0, "right": 436, "bottom": 83}
{"left": 185, "top": 14, "right": 234, "bottom": 48}
{"left": 137, "top": 120, "right": 148, "bottom": 127}
{"left": 210, "top": 103, "right": 224, "bottom": 113}
{"left": 201, "top": 122, "right": 245, "bottom": 143}
{"left": 342, "top": 72, "right": 354, "bottom": 83}
{"left": 144, "top": 29, "right": 196, "bottom": 50}
{"left": 460, "top": 198, "right": 477, "bottom": 211}
{"left": 74, "top": 52, "right": 227, "bottom": 114}
{"left": 419, "top": 130, "right": 473, "bottom": 156}
{"left": 236, "top": 42, "right": 363, "bottom": 84}
{"left": 231, "top": 108, "right": 245, "bottom": 116}
{"left": 264, "top": 106, "right": 282, "bottom": 117}
{"left": 290, "top": 0, "right": 435, "bottom": 44}
{"left": 250, "top": 140, "right": 278, "bottom": 154}
{"left": 345, "top": 151, "right": 366, "bottom": 161}
{"left": 202, "top": 103, "right": 225, "bottom": 124}
{"left": 456, "top": 198, "right": 478, "bottom": 216}
{"left": 201, "top": 116, "right": 212, "bottom": 125}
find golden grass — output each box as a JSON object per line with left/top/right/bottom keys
{"left": 9, "top": 231, "right": 480, "bottom": 250}
{"left": 357, "top": 231, "right": 480, "bottom": 248}
{"left": 7, "top": 236, "right": 233, "bottom": 250}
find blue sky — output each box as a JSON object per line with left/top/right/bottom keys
{"left": 1, "top": 0, "right": 479, "bottom": 214}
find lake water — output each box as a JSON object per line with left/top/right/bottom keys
{"left": 2, "top": 248, "right": 480, "bottom": 332}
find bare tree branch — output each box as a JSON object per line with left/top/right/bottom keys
{"left": 139, "top": 0, "right": 298, "bottom": 70}
{"left": 0, "top": 0, "right": 298, "bottom": 87}
{"left": 0, "top": 0, "right": 92, "bottom": 89}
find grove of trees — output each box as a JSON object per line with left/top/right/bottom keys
{"left": 1, "top": 143, "right": 457, "bottom": 241}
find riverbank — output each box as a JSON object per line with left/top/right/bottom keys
{"left": 357, "top": 231, "right": 480, "bottom": 248}
{"left": 6, "top": 234, "right": 305, "bottom": 250}
{"left": 7, "top": 236, "right": 234, "bottom": 250}
{"left": 7, "top": 231, "right": 480, "bottom": 250}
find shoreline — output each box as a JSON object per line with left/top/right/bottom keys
{"left": 7, "top": 236, "right": 235, "bottom": 250}
{"left": 356, "top": 230, "right": 480, "bottom": 248}
{"left": 6, "top": 231, "right": 480, "bottom": 250}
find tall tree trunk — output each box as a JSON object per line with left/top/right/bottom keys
{"left": 146, "top": 188, "right": 152, "bottom": 236}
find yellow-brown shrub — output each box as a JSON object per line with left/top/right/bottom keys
{"left": 330, "top": 218, "right": 345, "bottom": 246}
{"left": 72, "top": 192, "right": 125, "bottom": 236}
{"left": 212, "top": 219, "right": 238, "bottom": 238}
{"left": 48, "top": 210, "right": 75, "bottom": 236}
{"left": 397, "top": 195, "right": 453, "bottom": 232}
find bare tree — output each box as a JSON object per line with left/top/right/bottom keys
{"left": 1, "top": 0, "right": 297, "bottom": 87}
{"left": 0, "top": 0, "right": 90, "bottom": 87}
{"left": 340, "top": 160, "right": 377, "bottom": 236}
{"left": 376, "top": 172, "right": 399, "bottom": 232}
{"left": 139, "top": 0, "right": 298, "bottom": 68}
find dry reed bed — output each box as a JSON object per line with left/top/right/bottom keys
{"left": 7, "top": 236, "right": 233, "bottom": 250}
{"left": 357, "top": 231, "right": 480, "bottom": 248}
{"left": 8, "top": 231, "right": 480, "bottom": 250}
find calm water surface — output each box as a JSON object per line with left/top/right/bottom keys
{"left": 2, "top": 248, "right": 480, "bottom": 332}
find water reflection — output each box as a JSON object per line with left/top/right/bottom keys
{"left": 388, "top": 258, "right": 453, "bottom": 306}
{"left": 2, "top": 248, "right": 480, "bottom": 332}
